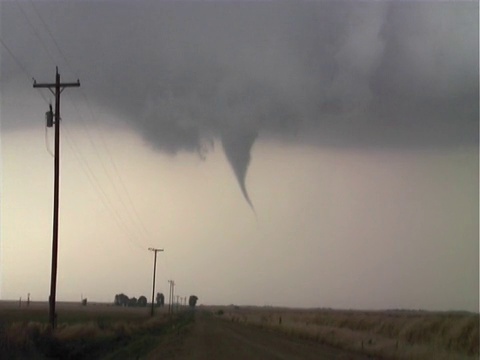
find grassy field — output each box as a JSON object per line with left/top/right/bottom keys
{"left": 0, "top": 300, "right": 192, "bottom": 359}
{"left": 2, "top": 301, "right": 477, "bottom": 359}
{"left": 214, "top": 306, "right": 479, "bottom": 360}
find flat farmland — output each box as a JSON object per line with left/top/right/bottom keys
{"left": 0, "top": 300, "right": 187, "bottom": 359}
{"left": 207, "top": 306, "right": 479, "bottom": 360}
{"left": 0, "top": 302, "right": 478, "bottom": 359}
{"left": 0, "top": 300, "right": 159, "bottom": 322}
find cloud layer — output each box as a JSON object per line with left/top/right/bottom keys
{"left": 1, "top": 1, "right": 478, "bottom": 205}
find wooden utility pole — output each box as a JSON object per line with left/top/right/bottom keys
{"left": 168, "top": 280, "right": 171, "bottom": 314}
{"left": 33, "top": 67, "right": 80, "bottom": 328}
{"left": 168, "top": 280, "right": 175, "bottom": 314}
{"left": 149, "top": 247, "right": 164, "bottom": 316}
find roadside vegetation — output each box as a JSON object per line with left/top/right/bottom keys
{"left": 0, "top": 301, "right": 193, "bottom": 359}
{"left": 217, "top": 306, "right": 479, "bottom": 360}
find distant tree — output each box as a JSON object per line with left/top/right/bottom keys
{"left": 114, "top": 293, "right": 129, "bottom": 307}
{"left": 156, "top": 292, "right": 164, "bottom": 307}
{"left": 128, "top": 297, "right": 138, "bottom": 307}
{"left": 138, "top": 296, "right": 147, "bottom": 307}
{"left": 188, "top": 295, "right": 198, "bottom": 308}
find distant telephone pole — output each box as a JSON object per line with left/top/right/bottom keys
{"left": 149, "top": 247, "right": 164, "bottom": 317}
{"left": 33, "top": 67, "right": 80, "bottom": 329}
{"left": 168, "top": 280, "right": 175, "bottom": 314}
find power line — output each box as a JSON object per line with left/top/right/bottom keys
{"left": 0, "top": 37, "right": 32, "bottom": 80}
{"left": 11, "top": 0, "right": 154, "bottom": 249}
{"left": 49, "top": 84, "right": 153, "bottom": 248}
{"left": 25, "top": 0, "right": 79, "bottom": 79}
{"left": 18, "top": 0, "right": 155, "bottom": 243}
{"left": 93, "top": 121, "right": 154, "bottom": 240}
{"left": 14, "top": 0, "right": 56, "bottom": 66}
{"left": 62, "top": 97, "right": 151, "bottom": 248}
{"left": 76, "top": 91, "right": 154, "bottom": 241}
{"left": 62, "top": 124, "right": 147, "bottom": 251}
{"left": 0, "top": 36, "right": 50, "bottom": 104}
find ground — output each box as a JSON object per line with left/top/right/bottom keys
{"left": 146, "top": 311, "right": 374, "bottom": 360}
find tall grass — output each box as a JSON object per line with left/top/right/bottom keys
{"left": 0, "top": 307, "right": 180, "bottom": 359}
{"left": 221, "top": 307, "right": 479, "bottom": 359}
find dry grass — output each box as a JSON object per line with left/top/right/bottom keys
{"left": 0, "top": 301, "right": 174, "bottom": 358}
{"left": 217, "top": 306, "right": 479, "bottom": 360}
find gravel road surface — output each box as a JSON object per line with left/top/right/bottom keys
{"left": 147, "top": 312, "right": 374, "bottom": 360}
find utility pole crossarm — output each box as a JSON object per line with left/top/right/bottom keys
{"left": 33, "top": 80, "right": 80, "bottom": 88}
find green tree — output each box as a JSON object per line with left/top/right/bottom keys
{"left": 188, "top": 295, "right": 198, "bottom": 308}
{"left": 156, "top": 292, "right": 164, "bottom": 307}
{"left": 138, "top": 296, "right": 147, "bottom": 307}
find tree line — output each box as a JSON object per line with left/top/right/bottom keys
{"left": 113, "top": 292, "right": 165, "bottom": 307}
{"left": 113, "top": 293, "right": 198, "bottom": 308}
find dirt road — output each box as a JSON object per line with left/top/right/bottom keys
{"left": 147, "top": 312, "right": 373, "bottom": 360}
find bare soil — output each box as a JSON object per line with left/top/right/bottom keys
{"left": 146, "top": 311, "right": 374, "bottom": 360}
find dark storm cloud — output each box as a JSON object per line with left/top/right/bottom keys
{"left": 1, "top": 1, "right": 478, "bottom": 205}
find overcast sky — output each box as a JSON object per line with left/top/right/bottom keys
{"left": 0, "top": 0, "right": 478, "bottom": 311}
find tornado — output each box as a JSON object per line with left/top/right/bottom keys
{"left": 221, "top": 127, "right": 258, "bottom": 211}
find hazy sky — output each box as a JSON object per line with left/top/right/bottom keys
{"left": 0, "top": 0, "right": 478, "bottom": 311}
